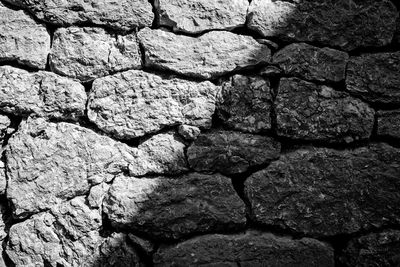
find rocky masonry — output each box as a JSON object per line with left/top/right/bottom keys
{"left": 0, "top": 0, "right": 399, "bottom": 266}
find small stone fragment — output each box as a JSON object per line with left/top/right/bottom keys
{"left": 187, "top": 131, "right": 281, "bottom": 175}
{"left": 377, "top": 110, "right": 400, "bottom": 139}
{"left": 0, "top": 161, "right": 6, "bottom": 195}
{"left": 259, "top": 65, "right": 282, "bottom": 77}
{"left": 138, "top": 28, "right": 271, "bottom": 79}
{"left": 50, "top": 27, "right": 142, "bottom": 82}
{"left": 276, "top": 78, "right": 375, "bottom": 143}
{"left": 87, "top": 183, "right": 110, "bottom": 209}
{"left": 178, "top": 125, "right": 201, "bottom": 141}
{"left": 0, "top": 115, "right": 11, "bottom": 148}
{"left": 103, "top": 173, "right": 246, "bottom": 240}
{"left": 128, "top": 234, "right": 155, "bottom": 255}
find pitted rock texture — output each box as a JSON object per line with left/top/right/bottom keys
{"left": 377, "top": 109, "right": 400, "bottom": 139}
{"left": 276, "top": 78, "right": 375, "bottom": 143}
{"left": 154, "top": 231, "right": 334, "bottom": 267}
{"left": 156, "top": 0, "right": 248, "bottom": 34}
{"left": 50, "top": 27, "right": 142, "bottom": 82}
{"left": 88, "top": 70, "right": 218, "bottom": 139}
{"left": 138, "top": 28, "right": 271, "bottom": 79}
{"left": 0, "top": 114, "right": 11, "bottom": 147}
{"left": 103, "top": 173, "right": 246, "bottom": 240}
{"left": 0, "top": 161, "right": 5, "bottom": 195}
{"left": 247, "top": 0, "right": 398, "bottom": 51}
{"left": 4, "top": 0, "right": 154, "bottom": 32}
{"left": 244, "top": 143, "right": 400, "bottom": 237}
{"left": 178, "top": 125, "right": 201, "bottom": 141}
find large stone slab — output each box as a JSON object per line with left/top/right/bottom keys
{"left": 103, "top": 173, "right": 246, "bottom": 240}
{"left": 138, "top": 28, "right": 271, "bottom": 79}
{"left": 377, "top": 110, "right": 400, "bottom": 139}
{"left": 276, "top": 78, "right": 375, "bottom": 143}
{"left": 247, "top": 0, "right": 398, "bottom": 51}
{"left": 88, "top": 70, "right": 218, "bottom": 139}
{"left": 244, "top": 143, "right": 400, "bottom": 237}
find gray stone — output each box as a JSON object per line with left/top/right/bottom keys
{"left": 247, "top": 0, "right": 398, "bottom": 51}
{"left": 346, "top": 52, "right": 400, "bottom": 105}
{"left": 272, "top": 43, "right": 349, "bottom": 82}
{"left": 156, "top": 0, "right": 248, "bottom": 34}
{"left": 0, "top": 4, "right": 50, "bottom": 69}
{"left": 0, "top": 66, "right": 86, "bottom": 120}
{"left": 187, "top": 131, "right": 281, "bottom": 175}
{"left": 377, "top": 110, "right": 400, "bottom": 139}
{"left": 178, "top": 125, "right": 201, "bottom": 141}
{"left": 259, "top": 65, "right": 282, "bottom": 77}
{"left": 276, "top": 78, "right": 375, "bottom": 143}
{"left": 103, "top": 173, "right": 246, "bottom": 240}
{"left": 244, "top": 143, "right": 400, "bottom": 237}
{"left": 87, "top": 183, "right": 110, "bottom": 209}
{"left": 138, "top": 28, "right": 271, "bottom": 79}
{"left": 50, "top": 27, "right": 142, "bottom": 82}
{"left": 88, "top": 70, "right": 218, "bottom": 139}
{"left": 128, "top": 234, "right": 155, "bottom": 255}
{"left": 0, "top": 161, "right": 6, "bottom": 195}
{"left": 0, "top": 114, "right": 11, "bottom": 147}
{"left": 154, "top": 231, "right": 334, "bottom": 267}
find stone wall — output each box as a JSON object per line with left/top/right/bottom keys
{"left": 0, "top": 0, "right": 399, "bottom": 266}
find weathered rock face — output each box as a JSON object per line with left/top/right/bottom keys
{"left": 88, "top": 70, "right": 218, "bottom": 139}
{"left": 187, "top": 131, "right": 281, "bottom": 175}
{"left": 138, "top": 28, "right": 271, "bottom": 79}
{"left": 177, "top": 125, "right": 201, "bottom": 141}
{"left": 154, "top": 231, "right": 334, "bottom": 267}
{"left": 103, "top": 173, "right": 246, "bottom": 240}
{"left": 247, "top": 0, "right": 398, "bottom": 51}
{"left": 0, "top": 160, "right": 6, "bottom": 195}
{"left": 244, "top": 143, "right": 400, "bottom": 237}
{"left": 50, "top": 27, "right": 142, "bottom": 82}
{"left": 272, "top": 43, "right": 349, "bottom": 82}
{"left": 156, "top": 0, "right": 248, "bottom": 34}
{"left": 0, "top": 66, "right": 86, "bottom": 120}
{"left": 276, "top": 78, "right": 375, "bottom": 143}
{"left": 0, "top": 114, "right": 11, "bottom": 147}
{"left": 346, "top": 52, "right": 400, "bottom": 105}
{"left": 377, "top": 110, "right": 400, "bottom": 139}
{"left": 4, "top": 0, "right": 154, "bottom": 32}
{"left": 217, "top": 75, "right": 273, "bottom": 133}
{"left": 0, "top": 4, "right": 50, "bottom": 69}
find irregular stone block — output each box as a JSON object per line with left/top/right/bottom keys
{"left": 138, "top": 28, "right": 271, "bottom": 79}
{"left": 88, "top": 70, "right": 218, "bottom": 139}
{"left": 276, "top": 78, "right": 375, "bottom": 143}
{"left": 244, "top": 143, "right": 400, "bottom": 237}
{"left": 103, "top": 173, "right": 246, "bottom": 240}
{"left": 377, "top": 110, "right": 400, "bottom": 139}
{"left": 187, "top": 131, "right": 281, "bottom": 175}
{"left": 50, "top": 27, "right": 142, "bottom": 82}
{"left": 272, "top": 43, "right": 349, "bottom": 82}
{"left": 346, "top": 52, "right": 400, "bottom": 105}
{"left": 178, "top": 125, "right": 201, "bottom": 141}
{"left": 154, "top": 231, "right": 334, "bottom": 267}
{"left": 0, "top": 161, "right": 6, "bottom": 196}
{"left": 87, "top": 183, "right": 110, "bottom": 209}
{"left": 0, "top": 114, "right": 11, "bottom": 147}
{"left": 247, "top": 0, "right": 398, "bottom": 51}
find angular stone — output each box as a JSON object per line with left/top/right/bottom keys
{"left": 0, "top": 161, "right": 6, "bottom": 196}
{"left": 0, "top": 115, "right": 11, "bottom": 147}
{"left": 88, "top": 70, "right": 218, "bottom": 139}
{"left": 138, "top": 28, "right": 271, "bottom": 79}
{"left": 377, "top": 110, "right": 400, "bottom": 139}
{"left": 50, "top": 27, "right": 142, "bottom": 82}
{"left": 178, "top": 125, "right": 201, "bottom": 141}
{"left": 187, "top": 131, "right": 281, "bottom": 175}
{"left": 0, "top": 4, "right": 50, "bottom": 69}
{"left": 346, "top": 52, "right": 400, "bottom": 105}
{"left": 103, "top": 173, "right": 246, "bottom": 240}
{"left": 217, "top": 75, "right": 273, "bottom": 133}
{"left": 0, "top": 66, "right": 86, "bottom": 120}
{"left": 87, "top": 183, "right": 110, "bottom": 209}
{"left": 272, "top": 43, "right": 349, "bottom": 82}
{"left": 247, "top": 0, "right": 398, "bottom": 51}
{"left": 4, "top": 0, "right": 154, "bottom": 32}
{"left": 156, "top": 0, "right": 248, "bottom": 33}
{"left": 128, "top": 234, "right": 155, "bottom": 255}
{"left": 244, "top": 143, "right": 400, "bottom": 237}
{"left": 154, "top": 231, "right": 334, "bottom": 267}
{"left": 276, "top": 78, "right": 375, "bottom": 143}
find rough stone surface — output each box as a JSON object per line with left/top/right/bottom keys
{"left": 50, "top": 27, "right": 141, "bottom": 82}
{"left": 377, "top": 110, "right": 400, "bottom": 139}
{"left": 272, "top": 43, "right": 349, "bottom": 82}
{"left": 0, "top": 160, "right": 6, "bottom": 195}
{"left": 0, "top": 203, "right": 7, "bottom": 267}
{"left": 187, "top": 131, "right": 281, "bottom": 175}
{"left": 156, "top": 0, "right": 248, "bottom": 34}
{"left": 178, "top": 125, "right": 201, "bottom": 141}
{"left": 0, "top": 4, "right": 50, "bottom": 69}
{"left": 245, "top": 143, "right": 400, "bottom": 237}
{"left": 0, "top": 114, "right": 11, "bottom": 147}
{"left": 4, "top": 0, "right": 154, "bottom": 32}
{"left": 138, "top": 28, "right": 271, "bottom": 79}
{"left": 154, "top": 231, "right": 334, "bottom": 267}
{"left": 87, "top": 183, "right": 110, "bottom": 209}
{"left": 128, "top": 234, "right": 155, "bottom": 255}
{"left": 276, "top": 78, "right": 375, "bottom": 143}
{"left": 88, "top": 70, "right": 218, "bottom": 139}
{"left": 247, "top": 0, "right": 398, "bottom": 51}
{"left": 217, "top": 75, "right": 273, "bottom": 133}
{"left": 103, "top": 173, "right": 246, "bottom": 240}
{"left": 346, "top": 52, "right": 400, "bottom": 105}
{"left": 0, "top": 66, "right": 86, "bottom": 120}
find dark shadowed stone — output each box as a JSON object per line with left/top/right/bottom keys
{"left": 103, "top": 173, "right": 246, "bottom": 240}
{"left": 276, "top": 78, "right": 375, "bottom": 143}
{"left": 395, "top": 17, "right": 400, "bottom": 44}
{"left": 187, "top": 131, "right": 281, "bottom": 175}
{"left": 0, "top": 114, "right": 11, "bottom": 148}
{"left": 244, "top": 143, "right": 400, "bottom": 237}
{"left": 377, "top": 109, "right": 400, "bottom": 139}
{"left": 0, "top": 160, "right": 5, "bottom": 195}
{"left": 178, "top": 125, "right": 201, "bottom": 141}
